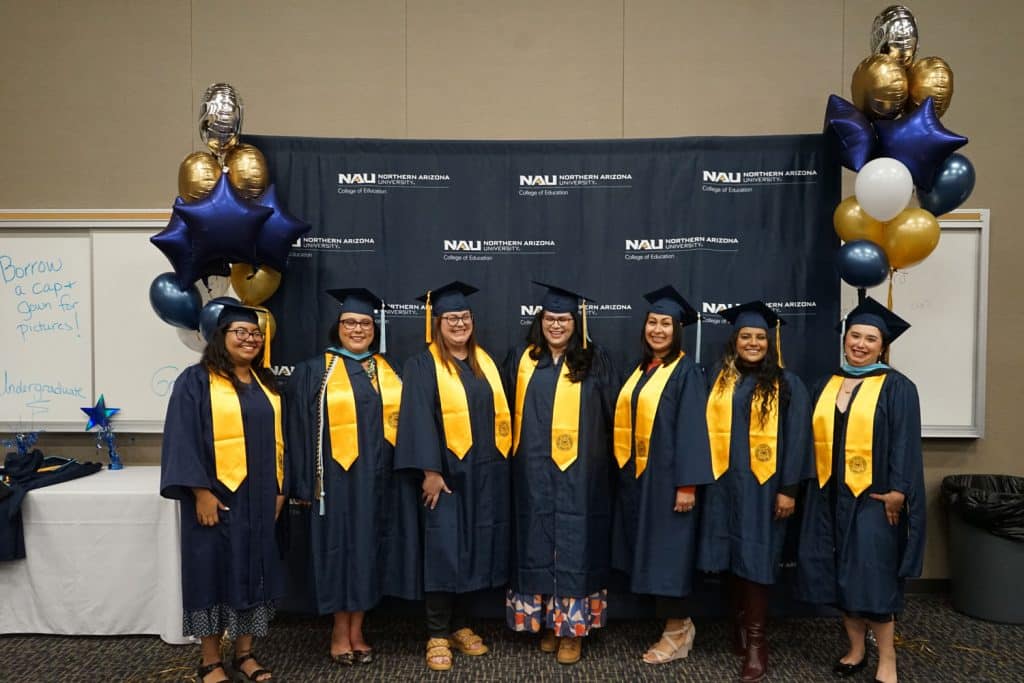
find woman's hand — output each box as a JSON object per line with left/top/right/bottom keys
{"left": 774, "top": 493, "right": 796, "bottom": 520}
{"left": 869, "top": 490, "right": 906, "bottom": 526}
{"left": 673, "top": 489, "right": 695, "bottom": 513}
{"left": 422, "top": 470, "right": 452, "bottom": 510}
{"left": 193, "top": 488, "right": 227, "bottom": 526}
{"left": 275, "top": 494, "right": 286, "bottom": 521}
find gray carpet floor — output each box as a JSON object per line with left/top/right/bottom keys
{"left": 2, "top": 595, "right": 1022, "bottom": 682}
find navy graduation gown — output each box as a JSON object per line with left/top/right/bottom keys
{"left": 160, "top": 364, "right": 286, "bottom": 612}
{"left": 393, "top": 349, "right": 511, "bottom": 595}
{"left": 611, "top": 355, "right": 714, "bottom": 597}
{"left": 697, "top": 367, "right": 813, "bottom": 584}
{"left": 796, "top": 369, "right": 926, "bottom": 614}
{"left": 286, "top": 354, "right": 417, "bottom": 612}
{"left": 503, "top": 344, "right": 617, "bottom": 598}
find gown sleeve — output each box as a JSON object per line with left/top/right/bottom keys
{"left": 780, "top": 370, "right": 814, "bottom": 487}
{"left": 284, "top": 358, "right": 317, "bottom": 501}
{"left": 160, "top": 365, "right": 213, "bottom": 501}
{"left": 888, "top": 374, "right": 926, "bottom": 578}
{"left": 674, "top": 359, "right": 714, "bottom": 487}
{"left": 393, "top": 352, "right": 444, "bottom": 473}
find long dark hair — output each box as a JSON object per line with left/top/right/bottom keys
{"left": 525, "top": 310, "right": 593, "bottom": 382}
{"left": 202, "top": 325, "right": 279, "bottom": 393}
{"left": 716, "top": 328, "right": 787, "bottom": 428}
{"left": 432, "top": 314, "right": 484, "bottom": 378}
{"left": 639, "top": 313, "right": 683, "bottom": 368}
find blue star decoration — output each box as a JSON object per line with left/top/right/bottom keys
{"left": 81, "top": 395, "right": 120, "bottom": 431}
{"left": 174, "top": 173, "right": 272, "bottom": 266}
{"left": 823, "top": 94, "right": 876, "bottom": 171}
{"left": 875, "top": 97, "right": 968, "bottom": 191}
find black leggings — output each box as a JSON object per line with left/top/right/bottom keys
{"left": 425, "top": 592, "right": 476, "bottom": 637}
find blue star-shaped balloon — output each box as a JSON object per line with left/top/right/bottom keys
{"left": 151, "top": 200, "right": 234, "bottom": 291}
{"left": 875, "top": 97, "right": 968, "bottom": 191}
{"left": 81, "top": 395, "right": 120, "bottom": 431}
{"left": 174, "top": 174, "right": 273, "bottom": 266}
{"left": 253, "top": 184, "right": 311, "bottom": 271}
{"left": 823, "top": 94, "right": 876, "bottom": 171}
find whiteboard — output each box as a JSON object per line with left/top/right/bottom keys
{"left": 0, "top": 231, "right": 94, "bottom": 429}
{"left": 843, "top": 210, "right": 989, "bottom": 438}
{"left": 93, "top": 230, "right": 202, "bottom": 431}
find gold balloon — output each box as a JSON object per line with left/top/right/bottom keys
{"left": 834, "top": 196, "right": 885, "bottom": 244}
{"left": 851, "top": 54, "right": 908, "bottom": 119}
{"left": 882, "top": 208, "right": 940, "bottom": 269}
{"left": 908, "top": 57, "right": 954, "bottom": 118}
{"left": 230, "top": 263, "right": 282, "bottom": 305}
{"left": 224, "top": 144, "right": 269, "bottom": 200}
{"left": 177, "top": 151, "right": 222, "bottom": 202}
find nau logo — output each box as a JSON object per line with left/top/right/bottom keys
{"left": 443, "top": 240, "right": 482, "bottom": 251}
{"left": 625, "top": 239, "right": 664, "bottom": 250}
{"left": 519, "top": 175, "right": 558, "bottom": 186}
{"left": 338, "top": 173, "right": 376, "bottom": 184}
{"left": 269, "top": 365, "right": 294, "bottom": 377}
{"left": 702, "top": 302, "right": 741, "bottom": 314}
{"left": 702, "top": 171, "right": 742, "bottom": 183}
{"left": 520, "top": 304, "right": 543, "bottom": 316}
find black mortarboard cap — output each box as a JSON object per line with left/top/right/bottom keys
{"left": 416, "top": 280, "right": 478, "bottom": 316}
{"left": 841, "top": 296, "right": 911, "bottom": 343}
{"left": 326, "top": 287, "right": 383, "bottom": 317}
{"left": 531, "top": 281, "right": 594, "bottom": 314}
{"left": 719, "top": 301, "right": 784, "bottom": 330}
{"left": 642, "top": 285, "right": 699, "bottom": 325}
{"left": 217, "top": 301, "right": 260, "bottom": 327}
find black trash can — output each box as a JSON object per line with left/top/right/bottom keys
{"left": 941, "top": 475, "right": 1024, "bottom": 624}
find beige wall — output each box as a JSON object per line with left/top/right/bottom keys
{"left": 2, "top": 0, "right": 1022, "bottom": 578}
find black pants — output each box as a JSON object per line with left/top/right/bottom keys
{"left": 654, "top": 595, "right": 692, "bottom": 619}
{"left": 425, "top": 592, "right": 475, "bottom": 638}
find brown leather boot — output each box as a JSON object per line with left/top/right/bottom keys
{"left": 730, "top": 574, "right": 747, "bottom": 656}
{"left": 739, "top": 578, "right": 769, "bottom": 682}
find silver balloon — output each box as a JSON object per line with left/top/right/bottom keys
{"left": 870, "top": 5, "right": 918, "bottom": 67}
{"left": 198, "top": 83, "right": 243, "bottom": 155}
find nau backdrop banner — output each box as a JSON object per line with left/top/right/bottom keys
{"left": 247, "top": 135, "right": 841, "bottom": 384}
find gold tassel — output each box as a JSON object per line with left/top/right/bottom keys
{"left": 255, "top": 306, "right": 273, "bottom": 369}
{"left": 581, "top": 298, "right": 588, "bottom": 349}
{"left": 887, "top": 269, "right": 895, "bottom": 310}
{"left": 425, "top": 290, "right": 432, "bottom": 344}
{"left": 776, "top": 321, "right": 784, "bottom": 367}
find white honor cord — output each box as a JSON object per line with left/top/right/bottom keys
{"left": 379, "top": 303, "right": 387, "bottom": 355}
{"left": 695, "top": 313, "right": 702, "bottom": 365}
{"left": 316, "top": 357, "right": 339, "bottom": 517}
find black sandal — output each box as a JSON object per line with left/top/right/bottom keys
{"left": 232, "top": 652, "right": 273, "bottom": 681}
{"left": 197, "top": 660, "right": 230, "bottom": 683}
{"left": 354, "top": 648, "right": 374, "bottom": 664}
{"left": 331, "top": 651, "right": 355, "bottom": 666}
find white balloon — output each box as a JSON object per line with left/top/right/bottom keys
{"left": 176, "top": 327, "right": 207, "bottom": 353}
{"left": 854, "top": 157, "right": 913, "bottom": 221}
{"left": 196, "top": 275, "right": 231, "bottom": 305}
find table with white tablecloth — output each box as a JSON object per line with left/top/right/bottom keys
{"left": 0, "top": 466, "right": 189, "bottom": 644}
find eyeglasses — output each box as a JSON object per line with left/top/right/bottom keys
{"left": 227, "top": 327, "right": 264, "bottom": 341}
{"left": 339, "top": 318, "right": 374, "bottom": 331}
{"left": 542, "top": 315, "right": 573, "bottom": 327}
{"left": 440, "top": 313, "right": 473, "bottom": 326}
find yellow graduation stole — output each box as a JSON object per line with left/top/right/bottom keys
{"left": 429, "top": 343, "right": 512, "bottom": 459}
{"left": 324, "top": 354, "right": 402, "bottom": 471}
{"left": 613, "top": 354, "right": 683, "bottom": 478}
{"left": 706, "top": 370, "right": 780, "bottom": 484}
{"left": 512, "top": 347, "right": 583, "bottom": 471}
{"left": 209, "top": 370, "right": 284, "bottom": 492}
{"left": 812, "top": 374, "right": 887, "bottom": 497}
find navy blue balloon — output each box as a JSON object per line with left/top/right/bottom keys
{"left": 823, "top": 94, "right": 876, "bottom": 171}
{"left": 149, "top": 273, "right": 202, "bottom": 329}
{"left": 199, "top": 296, "right": 241, "bottom": 342}
{"left": 918, "top": 153, "right": 975, "bottom": 216}
{"left": 253, "top": 184, "right": 312, "bottom": 271}
{"left": 174, "top": 174, "right": 273, "bottom": 265}
{"left": 837, "top": 240, "right": 890, "bottom": 288}
{"left": 875, "top": 97, "right": 968, "bottom": 191}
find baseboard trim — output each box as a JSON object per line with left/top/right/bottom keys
{"left": 906, "top": 578, "right": 949, "bottom": 594}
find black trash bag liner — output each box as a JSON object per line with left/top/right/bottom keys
{"left": 941, "top": 475, "right": 1024, "bottom": 542}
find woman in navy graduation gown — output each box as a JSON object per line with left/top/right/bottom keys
{"left": 797, "top": 297, "right": 925, "bottom": 683}
{"left": 503, "top": 283, "right": 617, "bottom": 665}
{"left": 698, "top": 302, "right": 812, "bottom": 683}
{"left": 393, "top": 281, "right": 512, "bottom": 673}
{"left": 286, "top": 288, "right": 409, "bottom": 666}
{"left": 160, "top": 303, "right": 285, "bottom": 683}
{"left": 611, "top": 286, "right": 713, "bottom": 665}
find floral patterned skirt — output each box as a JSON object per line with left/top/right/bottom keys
{"left": 505, "top": 588, "right": 608, "bottom": 637}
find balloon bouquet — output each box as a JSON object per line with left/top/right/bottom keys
{"left": 148, "top": 83, "right": 310, "bottom": 358}
{"left": 823, "top": 6, "right": 973, "bottom": 302}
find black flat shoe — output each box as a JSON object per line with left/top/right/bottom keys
{"left": 832, "top": 657, "right": 867, "bottom": 677}
{"left": 354, "top": 648, "right": 374, "bottom": 664}
{"left": 331, "top": 651, "right": 355, "bottom": 666}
